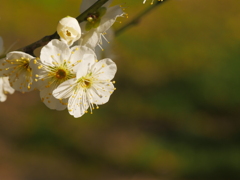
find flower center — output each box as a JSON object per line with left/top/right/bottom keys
{"left": 77, "top": 76, "right": 93, "bottom": 89}
{"left": 66, "top": 30, "right": 71, "bottom": 36}
{"left": 4, "top": 57, "right": 33, "bottom": 91}
{"left": 83, "top": 79, "right": 91, "bottom": 88}
{"left": 23, "top": 61, "right": 31, "bottom": 72}
{"left": 56, "top": 69, "right": 66, "bottom": 79}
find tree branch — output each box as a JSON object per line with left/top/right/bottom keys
{"left": 115, "top": 0, "right": 168, "bottom": 36}
{"left": 0, "top": 0, "right": 109, "bottom": 59}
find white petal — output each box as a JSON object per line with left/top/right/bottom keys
{"left": 2, "top": 77, "right": 15, "bottom": 94}
{"left": 80, "top": 30, "right": 101, "bottom": 50}
{"left": 0, "top": 92, "right": 7, "bottom": 102}
{"left": 89, "top": 82, "right": 115, "bottom": 105}
{"left": 40, "top": 39, "right": 71, "bottom": 65}
{"left": 91, "top": 58, "right": 117, "bottom": 80}
{"left": 0, "top": 78, "right": 7, "bottom": 102}
{"left": 94, "top": 28, "right": 115, "bottom": 59}
{"left": 0, "top": 59, "right": 11, "bottom": 76}
{"left": 68, "top": 89, "right": 89, "bottom": 118}
{"left": 4, "top": 52, "right": 35, "bottom": 92}
{"left": 69, "top": 45, "right": 96, "bottom": 72}
{"left": 7, "top": 51, "right": 34, "bottom": 60}
{"left": 97, "top": 5, "right": 125, "bottom": 33}
{"left": 53, "top": 78, "right": 76, "bottom": 99}
{"left": 57, "top": 17, "right": 81, "bottom": 46}
{"left": 9, "top": 73, "right": 28, "bottom": 92}
{"left": 40, "top": 86, "right": 67, "bottom": 111}
{"left": 75, "top": 53, "right": 96, "bottom": 78}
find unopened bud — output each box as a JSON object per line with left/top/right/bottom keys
{"left": 57, "top": 16, "right": 81, "bottom": 46}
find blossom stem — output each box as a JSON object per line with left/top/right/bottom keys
{"left": 0, "top": 0, "right": 110, "bottom": 59}
{"left": 115, "top": 0, "right": 168, "bottom": 36}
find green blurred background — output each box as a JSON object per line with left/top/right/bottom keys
{"left": 1, "top": 0, "right": 240, "bottom": 179}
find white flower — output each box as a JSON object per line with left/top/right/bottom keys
{"left": 0, "top": 37, "right": 15, "bottom": 102}
{"left": 30, "top": 39, "right": 96, "bottom": 110}
{"left": 143, "top": 0, "right": 163, "bottom": 5}
{"left": 0, "top": 51, "right": 35, "bottom": 93}
{"left": 57, "top": 16, "right": 81, "bottom": 46}
{"left": 53, "top": 56, "right": 117, "bottom": 118}
{"left": 79, "top": 0, "right": 125, "bottom": 50}
{"left": 0, "top": 77, "right": 15, "bottom": 102}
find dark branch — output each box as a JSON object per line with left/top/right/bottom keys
{"left": 115, "top": 0, "right": 168, "bottom": 36}
{"left": 0, "top": 0, "right": 110, "bottom": 59}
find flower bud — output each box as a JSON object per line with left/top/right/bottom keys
{"left": 57, "top": 17, "right": 81, "bottom": 46}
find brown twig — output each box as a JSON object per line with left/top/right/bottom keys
{"left": 0, "top": 0, "right": 109, "bottom": 59}
{"left": 115, "top": 0, "right": 168, "bottom": 36}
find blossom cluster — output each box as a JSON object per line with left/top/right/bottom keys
{"left": 0, "top": 0, "right": 125, "bottom": 118}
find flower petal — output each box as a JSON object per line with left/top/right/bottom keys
{"left": 80, "top": 30, "right": 101, "bottom": 50}
{"left": 57, "top": 17, "right": 81, "bottom": 46}
{"left": 89, "top": 82, "right": 115, "bottom": 105}
{"left": 4, "top": 51, "right": 35, "bottom": 92}
{"left": 91, "top": 58, "right": 117, "bottom": 80}
{"left": 40, "top": 86, "right": 67, "bottom": 110}
{"left": 6, "top": 51, "right": 34, "bottom": 60}
{"left": 53, "top": 78, "right": 76, "bottom": 99}
{"left": 68, "top": 88, "right": 89, "bottom": 118}
{"left": 75, "top": 53, "right": 96, "bottom": 78}
{"left": 97, "top": 5, "right": 125, "bottom": 33}
{"left": 40, "top": 39, "right": 71, "bottom": 65}
{"left": 0, "top": 59, "right": 11, "bottom": 76}
{"left": 69, "top": 45, "right": 96, "bottom": 72}
{"left": 2, "top": 77, "right": 15, "bottom": 94}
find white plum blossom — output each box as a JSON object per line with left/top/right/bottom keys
{"left": 79, "top": 0, "right": 125, "bottom": 50}
{"left": 0, "top": 77, "right": 15, "bottom": 102}
{"left": 57, "top": 16, "right": 81, "bottom": 46}
{"left": 53, "top": 55, "right": 117, "bottom": 118}
{"left": 30, "top": 39, "right": 96, "bottom": 110}
{"left": 0, "top": 51, "right": 35, "bottom": 93}
{"left": 0, "top": 1, "right": 120, "bottom": 117}
{"left": 0, "top": 37, "right": 15, "bottom": 102}
{"left": 143, "top": 0, "right": 163, "bottom": 5}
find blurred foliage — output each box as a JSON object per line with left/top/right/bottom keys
{"left": 1, "top": 0, "right": 240, "bottom": 179}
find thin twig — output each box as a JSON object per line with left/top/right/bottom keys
{"left": 0, "top": 0, "right": 109, "bottom": 59}
{"left": 115, "top": 0, "right": 168, "bottom": 36}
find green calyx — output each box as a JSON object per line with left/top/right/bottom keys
{"left": 85, "top": 7, "right": 107, "bottom": 31}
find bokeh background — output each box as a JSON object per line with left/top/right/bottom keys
{"left": 1, "top": 0, "right": 240, "bottom": 179}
